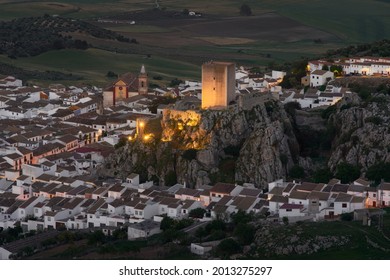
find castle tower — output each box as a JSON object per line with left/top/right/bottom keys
{"left": 201, "top": 61, "right": 235, "bottom": 109}
{"left": 138, "top": 64, "right": 148, "bottom": 95}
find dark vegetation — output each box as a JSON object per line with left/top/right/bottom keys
{"left": 239, "top": 4, "right": 252, "bottom": 16}
{"left": 325, "top": 39, "right": 390, "bottom": 58}
{"left": 0, "top": 61, "right": 82, "bottom": 82}
{"left": 0, "top": 15, "right": 135, "bottom": 58}
{"left": 366, "top": 162, "right": 390, "bottom": 185}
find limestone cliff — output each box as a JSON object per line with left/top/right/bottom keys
{"left": 327, "top": 93, "right": 390, "bottom": 171}
{"left": 101, "top": 100, "right": 300, "bottom": 188}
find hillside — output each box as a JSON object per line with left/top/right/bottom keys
{"left": 0, "top": 15, "right": 135, "bottom": 58}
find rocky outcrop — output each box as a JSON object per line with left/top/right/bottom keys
{"left": 101, "top": 100, "right": 300, "bottom": 188}
{"left": 327, "top": 93, "right": 390, "bottom": 171}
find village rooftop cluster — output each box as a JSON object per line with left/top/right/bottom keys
{"left": 0, "top": 57, "right": 389, "bottom": 259}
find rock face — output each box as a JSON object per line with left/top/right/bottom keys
{"left": 327, "top": 93, "right": 390, "bottom": 171}
{"left": 101, "top": 100, "right": 300, "bottom": 188}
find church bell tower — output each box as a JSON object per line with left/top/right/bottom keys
{"left": 138, "top": 65, "right": 148, "bottom": 95}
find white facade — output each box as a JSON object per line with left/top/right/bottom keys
{"left": 279, "top": 207, "right": 305, "bottom": 218}
{"left": 310, "top": 71, "right": 334, "bottom": 87}
{"left": 127, "top": 220, "right": 161, "bottom": 240}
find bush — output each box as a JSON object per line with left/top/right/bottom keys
{"left": 164, "top": 170, "right": 177, "bottom": 186}
{"left": 340, "top": 212, "right": 353, "bottom": 221}
{"left": 233, "top": 223, "right": 255, "bottom": 245}
{"left": 106, "top": 71, "right": 117, "bottom": 78}
{"left": 169, "top": 78, "right": 183, "bottom": 87}
{"left": 312, "top": 168, "right": 333, "bottom": 183}
{"left": 239, "top": 4, "right": 252, "bottom": 16}
{"left": 215, "top": 238, "right": 241, "bottom": 258}
{"left": 335, "top": 162, "right": 360, "bottom": 184}
{"left": 366, "top": 162, "right": 390, "bottom": 185}
{"left": 289, "top": 165, "right": 305, "bottom": 179}
{"left": 189, "top": 208, "right": 206, "bottom": 219}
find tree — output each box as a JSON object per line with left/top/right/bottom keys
{"left": 160, "top": 216, "right": 175, "bottom": 231}
{"left": 230, "top": 210, "right": 253, "bottom": 225}
{"left": 366, "top": 162, "right": 390, "bottom": 185}
{"left": 169, "top": 78, "right": 183, "bottom": 87}
{"left": 289, "top": 165, "right": 305, "bottom": 179}
{"left": 322, "top": 65, "right": 329, "bottom": 71}
{"left": 164, "top": 170, "right": 177, "bottom": 186}
{"left": 87, "top": 230, "right": 106, "bottom": 245}
{"left": 113, "top": 228, "right": 127, "bottom": 240}
{"left": 330, "top": 65, "right": 343, "bottom": 76}
{"left": 106, "top": 71, "right": 117, "bottom": 78}
{"left": 239, "top": 4, "right": 252, "bottom": 16}
{"left": 335, "top": 162, "right": 360, "bottom": 184}
{"left": 233, "top": 223, "right": 255, "bottom": 245}
{"left": 189, "top": 208, "right": 206, "bottom": 219}
{"left": 215, "top": 238, "right": 241, "bottom": 258}
{"left": 312, "top": 168, "right": 333, "bottom": 183}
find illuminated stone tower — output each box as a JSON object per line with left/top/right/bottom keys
{"left": 138, "top": 64, "right": 148, "bottom": 95}
{"left": 201, "top": 61, "right": 235, "bottom": 109}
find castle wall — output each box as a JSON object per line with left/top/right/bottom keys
{"left": 162, "top": 109, "right": 201, "bottom": 124}
{"left": 238, "top": 92, "right": 275, "bottom": 110}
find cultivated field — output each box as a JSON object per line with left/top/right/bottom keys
{"left": 0, "top": 0, "right": 389, "bottom": 84}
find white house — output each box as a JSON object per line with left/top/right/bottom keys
{"left": 127, "top": 220, "right": 161, "bottom": 240}
{"left": 310, "top": 70, "right": 334, "bottom": 87}
{"left": 279, "top": 203, "right": 305, "bottom": 218}
{"left": 190, "top": 240, "right": 221, "bottom": 255}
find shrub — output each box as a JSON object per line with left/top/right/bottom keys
{"left": 164, "top": 170, "right": 177, "bottom": 186}
{"left": 239, "top": 4, "right": 252, "bottom": 16}
{"left": 340, "top": 212, "right": 353, "bottom": 221}
{"left": 189, "top": 208, "right": 206, "bottom": 219}
{"left": 289, "top": 165, "right": 304, "bottom": 179}
{"left": 335, "top": 162, "right": 360, "bottom": 184}
{"left": 215, "top": 238, "right": 241, "bottom": 258}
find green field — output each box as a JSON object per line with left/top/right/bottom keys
{"left": 0, "top": 0, "right": 389, "bottom": 85}
{"left": 0, "top": 48, "right": 200, "bottom": 86}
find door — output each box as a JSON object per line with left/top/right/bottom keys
{"left": 373, "top": 201, "right": 377, "bottom": 207}
{"left": 329, "top": 211, "right": 334, "bottom": 219}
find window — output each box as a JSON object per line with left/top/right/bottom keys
{"left": 47, "top": 217, "right": 51, "bottom": 221}
{"left": 342, "top": 203, "right": 347, "bottom": 208}
{"left": 286, "top": 209, "right": 292, "bottom": 212}
{"left": 373, "top": 193, "right": 376, "bottom": 197}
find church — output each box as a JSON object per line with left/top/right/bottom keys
{"left": 103, "top": 65, "right": 148, "bottom": 107}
